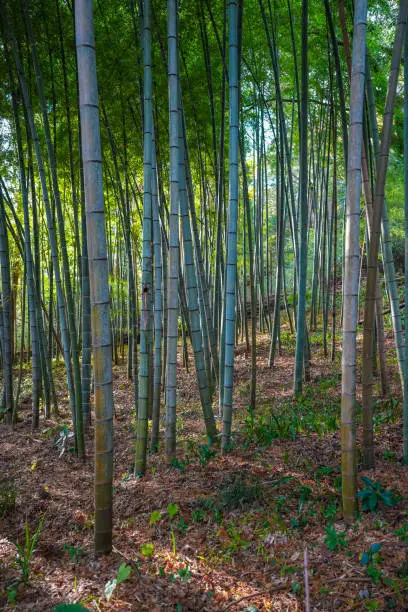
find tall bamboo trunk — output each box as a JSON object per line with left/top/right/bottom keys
{"left": 341, "top": 0, "right": 367, "bottom": 520}
{"left": 294, "top": 0, "right": 308, "bottom": 395}
{"left": 76, "top": 0, "right": 114, "bottom": 554}
{"left": 361, "top": 2, "right": 408, "bottom": 469}
{"left": 338, "top": 0, "right": 390, "bottom": 403}
{"left": 0, "top": 189, "right": 13, "bottom": 424}
{"left": 239, "top": 131, "right": 256, "bottom": 410}
{"left": 221, "top": 0, "right": 240, "bottom": 451}
{"left": 178, "top": 103, "right": 217, "bottom": 441}
{"left": 135, "top": 0, "right": 153, "bottom": 475}
{"left": 165, "top": 0, "right": 180, "bottom": 464}
{"left": 23, "top": 0, "right": 84, "bottom": 455}
{"left": 151, "top": 132, "right": 162, "bottom": 453}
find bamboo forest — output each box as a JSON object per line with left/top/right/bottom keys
{"left": 2, "top": 0, "right": 408, "bottom": 609}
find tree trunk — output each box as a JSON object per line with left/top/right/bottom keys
{"left": 76, "top": 0, "right": 114, "bottom": 554}
{"left": 165, "top": 0, "right": 180, "bottom": 464}
{"left": 221, "top": 0, "right": 240, "bottom": 451}
{"left": 341, "top": 0, "right": 367, "bottom": 520}
{"left": 294, "top": 0, "right": 308, "bottom": 396}
{"left": 361, "top": 2, "right": 408, "bottom": 469}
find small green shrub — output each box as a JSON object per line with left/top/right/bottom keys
{"left": 197, "top": 445, "right": 216, "bottom": 466}
{"left": 218, "top": 476, "right": 260, "bottom": 510}
{"left": 177, "top": 566, "right": 192, "bottom": 582}
{"left": 395, "top": 523, "right": 408, "bottom": 543}
{"left": 147, "top": 504, "right": 179, "bottom": 554}
{"left": 176, "top": 517, "right": 188, "bottom": 534}
{"left": 242, "top": 393, "right": 339, "bottom": 447}
{"left": 141, "top": 543, "right": 154, "bottom": 557}
{"left": 397, "top": 552, "right": 408, "bottom": 579}
{"left": 223, "top": 523, "right": 250, "bottom": 555}
{"left": 192, "top": 496, "right": 223, "bottom": 523}
{"left": 324, "top": 525, "right": 347, "bottom": 551}
{"left": 361, "top": 543, "right": 383, "bottom": 584}
{"left": 9, "top": 516, "right": 45, "bottom": 584}
{"left": 0, "top": 477, "right": 16, "bottom": 518}
{"left": 357, "top": 477, "right": 400, "bottom": 512}
{"left": 191, "top": 508, "right": 206, "bottom": 523}
{"left": 167, "top": 503, "right": 179, "bottom": 554}
{"left": 63, "top": 544, "right": 83, "bottom": 562}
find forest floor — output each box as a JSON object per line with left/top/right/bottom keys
{"left": 1, "top": 327, "right": 408, "bottom": 611}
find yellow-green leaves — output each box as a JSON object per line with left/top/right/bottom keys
{"left": 167, "top": 503, "right": 178, "bottom": 519}
{"left": 149, "top": 510, "right": 162, "bottom": 525}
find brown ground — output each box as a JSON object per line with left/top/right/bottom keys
{"left": 1, "top": 328, "right": 408, "bottom": 611}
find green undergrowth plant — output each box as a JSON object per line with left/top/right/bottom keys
{"left": 243, "top": 407, "right": 296, "bottom": 445}
{"left": 395, "top": 523, "right": 408, "bottom": 543}
{"left": 361, "top": 543, "right": 383, "bottom": 584}
{"left": 324, "top": 525, "right": 347, "bottom": 551}
{"left": 357, "top": 477, "right": 400, "bottom": 512}
{"left": 148, "top": 503, "right": 179, "bottom": 555}
{"left": 191, "top": 496, "right": 223, "bottom": 523}
{"left": 191, "top": 507, "right": 206, "bottom": 523}
{"left": 383, "top": 451, "right": 395, "bottom": 462}
{"left": 63, "top": 544, "right": 83, "bottom": 562}
{"left": 275, "top": 495, "right": 286, "bottom": 515}
{"left": 373, "top": 397, "right": 400, "bottom": 433}
{"left": 220, "top": 522, "right": 250, "bottom": 557}
{"left": 242, "top": 390, "right": 339, "bottom": 447}
{"left": 176, "top": 516, "right": 189, "bottom": 534}
{"left": 159, "top": 564, "right": 192, "bottom": 585}
{"left": 289, "top": 485, "right": 317, "bottom": 531}
{"left": 0, "top": 477, "right": 16, "bottom": 518}
{"left": 321, "top": 375, "right": 340, "bottom": 390}
{"left": 177, "top": 565, "right": 192, "bottom": 582}
{"left": 315, "top": 465, "right": 334, "bottom": 483}
{"left": 6, "top": 586, "right": 18, "bottom": 605}
{"left": 167, "top": 503, "right": 179, "bottom": 554}
{"left": 141, "top": 542, "right": 154, "bottom": 557}
{"left": 280, "top": 329, "right": 296, "bottom": 349}
{"left": 41, "top": 423, "right": 66, "bottom": 439}
{"left": 397, "top": 553, "right": 408, "bottom": 579}
{"left": 218, "top": 476, "right": 261, "bottom": 510}
{"left": 184, "top": 440, "right": 218, "bottom": 466}
{"left": 9, "top": 516, "right": 45, "bottom": 585}
{"left": 197, "top": 444, "right": 216, "bottom": 466}
{"left": 170, "top": 457, "right": 189, "bottom": 473}
{"left": 192, "top": 475, "right": 293, "bottom": 528}
{"left": 323, "top": 496, "right": 340, "bottom": 522}
{"left": 104, "top": 562, "right": 131, "bottom": 601}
